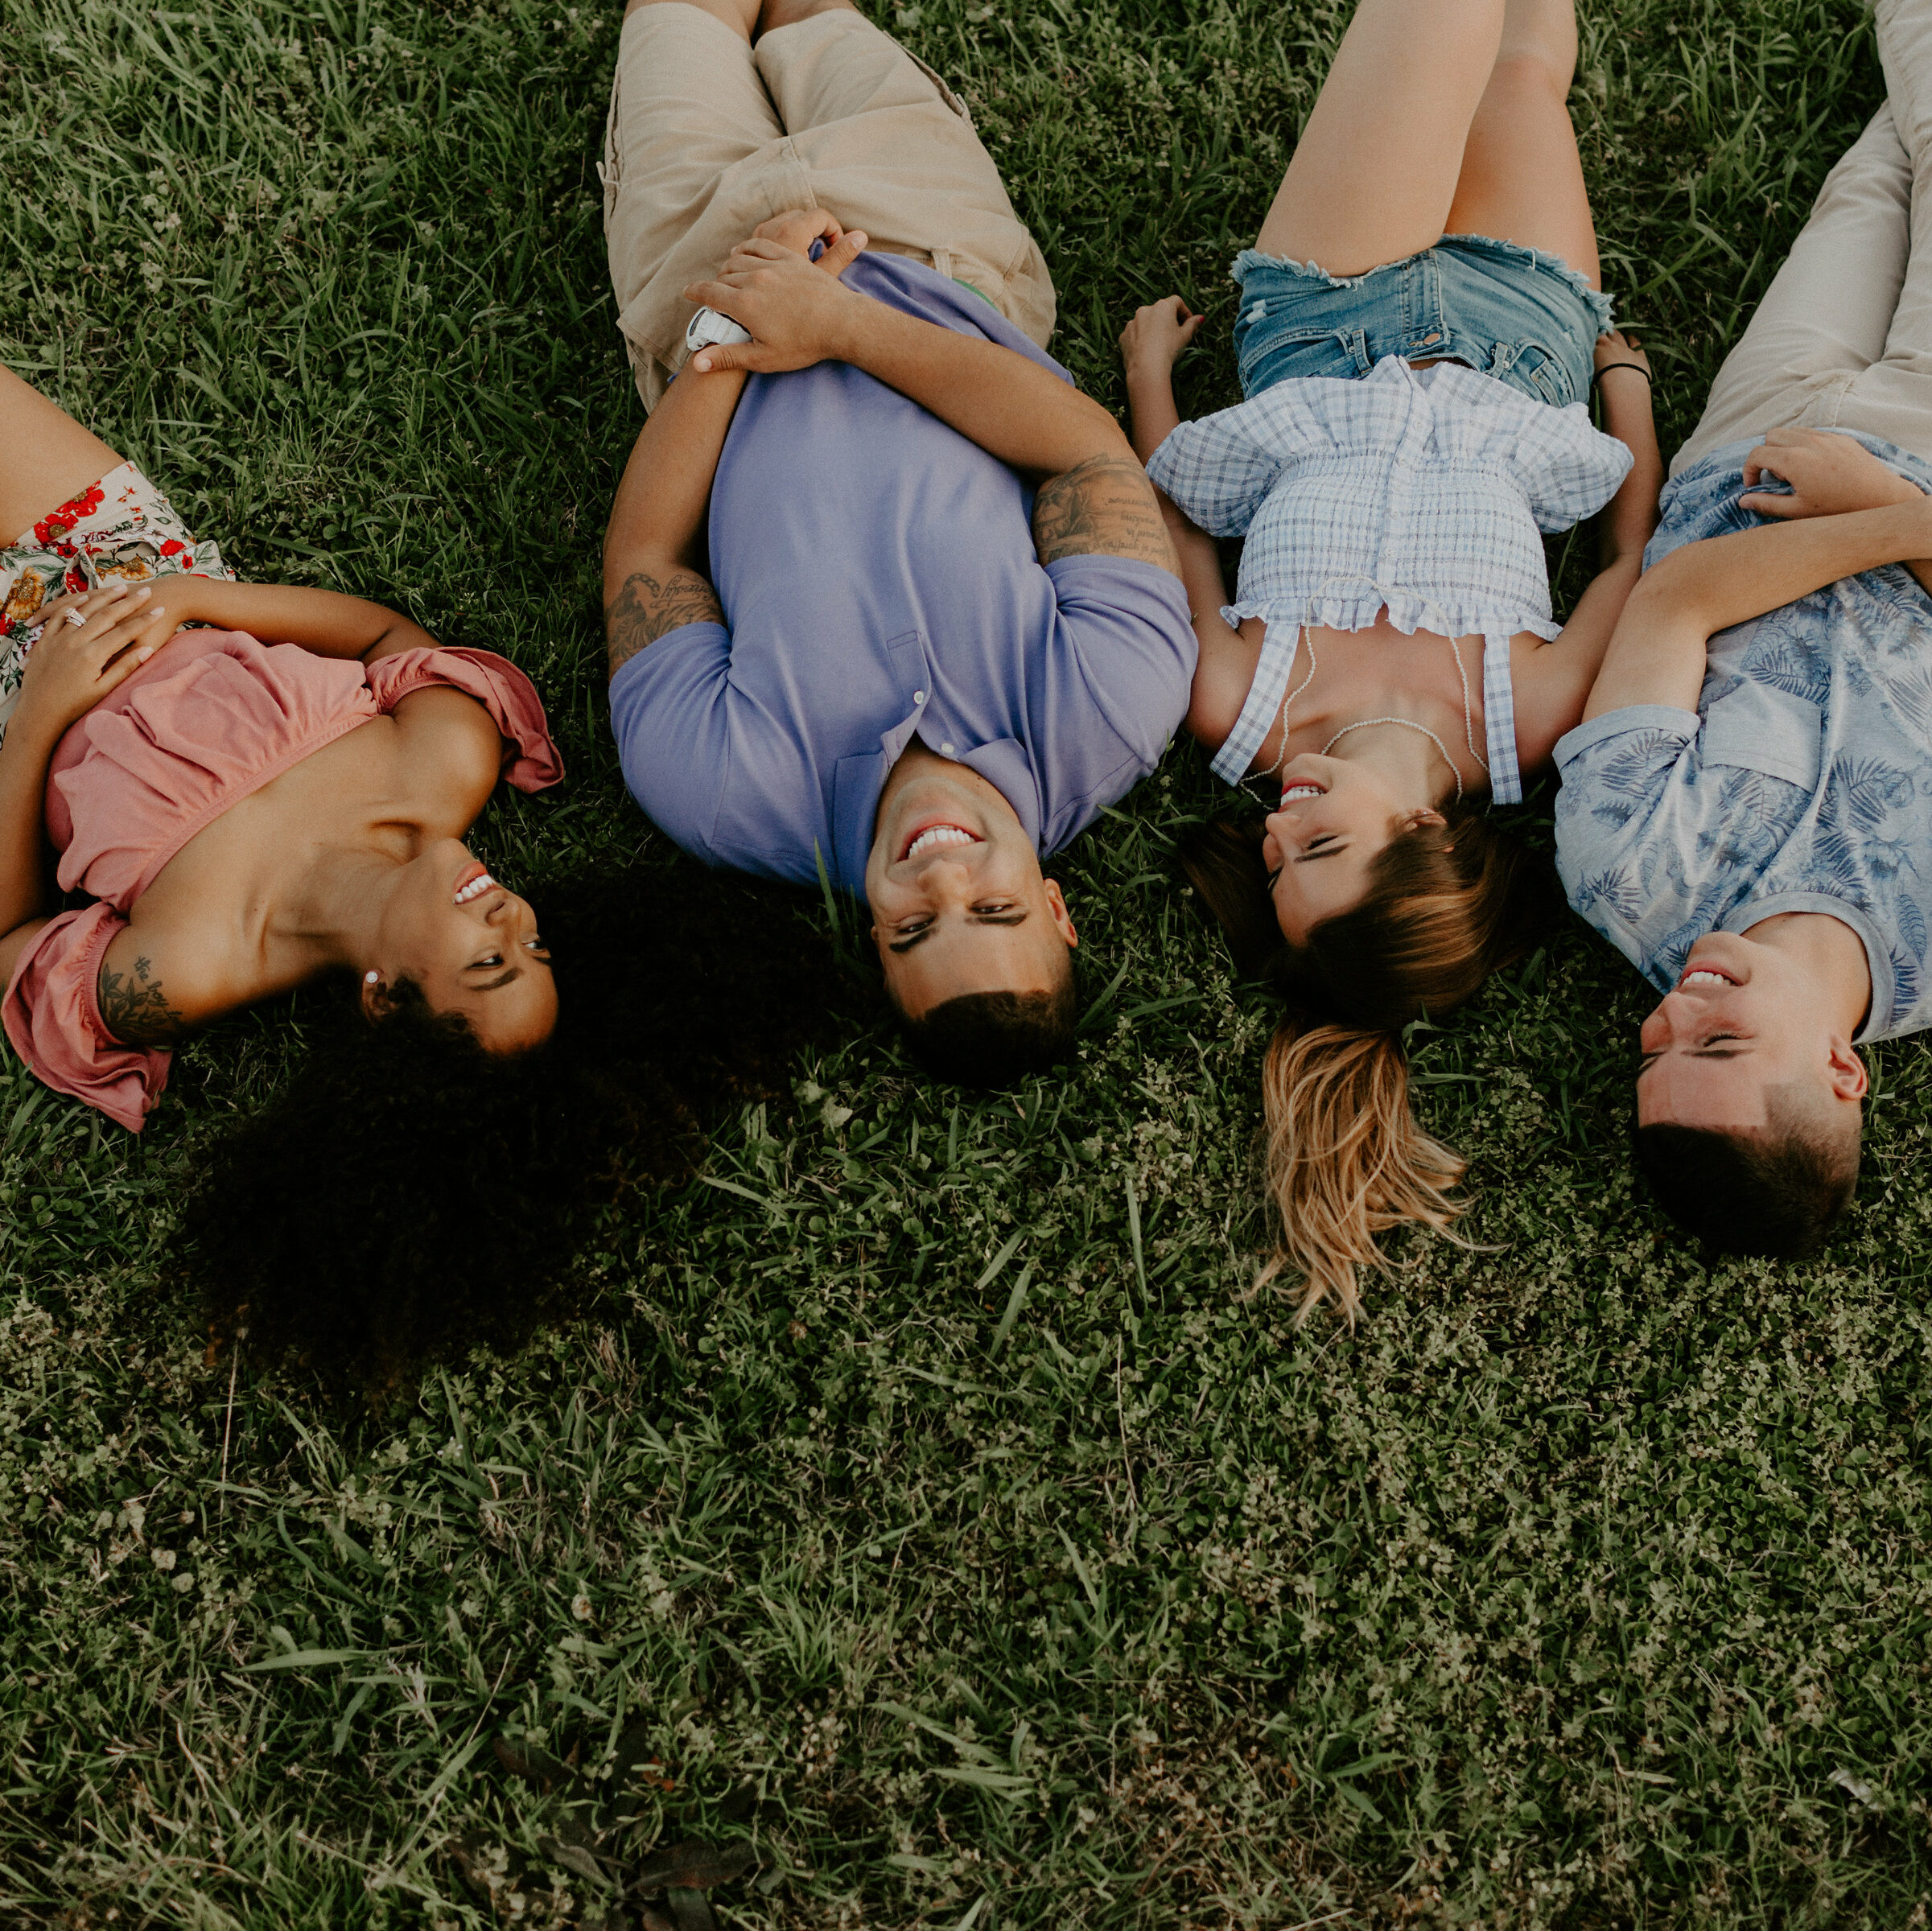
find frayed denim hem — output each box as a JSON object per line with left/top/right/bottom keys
{"left": 1231, "top": 233, "right": 1615, "bottom": 336}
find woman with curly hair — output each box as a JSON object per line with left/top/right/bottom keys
{"left": 1, "top": 368, "right": 847, "bottom": 1398}
{"left": 0, "top": 364, "right": 561, "bottom": 1126}
{"left": 1117, "top": 0, "right": 1663, "bottom": 1319}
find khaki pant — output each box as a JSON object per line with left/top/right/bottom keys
{"left": 600, "top": 6, "right": 1056, "bottom": 410}
{"left": 1676, "top": 0, "right": 1932, "bottom": 473}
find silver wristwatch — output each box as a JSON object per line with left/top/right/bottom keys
{"left": 685, "top": 306, "right": 752, "bottom": 354}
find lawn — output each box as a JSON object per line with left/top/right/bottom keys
{"left": 2, "top": 0, "right": 1929, "bottom": 1925}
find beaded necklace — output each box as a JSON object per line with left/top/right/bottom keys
{"left": 1262, "top": 616, "right": 1489, "bottom": 805}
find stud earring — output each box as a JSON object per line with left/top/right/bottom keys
{"left": 365, "top": 970, "right": 381, "bottom": 986}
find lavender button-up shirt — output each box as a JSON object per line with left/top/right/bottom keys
{"left": 608, "top": 254, "right": 1196, "bottom": 896}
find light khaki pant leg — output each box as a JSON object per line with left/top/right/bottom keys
{"left": 601, "top": 5, "right": 1055, "bottom": 410}
{"left": 1671, "top": 108, "right": 1910, "bottom": 475}
{"left": 1675, "top": 0, "right": 1932, "bottom": 471}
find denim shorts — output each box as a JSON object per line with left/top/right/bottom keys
{"left": 1230, "top": 233, "right": 1614, "bottom": 409}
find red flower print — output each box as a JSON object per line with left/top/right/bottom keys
{"left": 31, "top": 482, "right": 105, "bottom": 550}
{"left": 159, "top": 539, "right": 186, "bottom": 557}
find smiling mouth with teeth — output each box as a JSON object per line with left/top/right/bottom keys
{"left": 900, "top": 823, "right": 982, "bottom": 863}
{"left": 1679, "top": 968, "right": 1736, "bottom": 988}
{"left": 453, "top": 868, "right": 499, "bottom": 907}
{"left": 1280, "top": 784, "right": 1324, "bottom": 802}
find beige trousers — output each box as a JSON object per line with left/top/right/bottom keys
{"left": 1676, "top": 0, "right": 1932, "bottom": 473}
{"left": 599, "top": 6, "right": 1056, "bottom": 410}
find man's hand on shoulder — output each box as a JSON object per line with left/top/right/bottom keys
{"left": 605, "top": 566, "right": 724, "bottom": 677}
{"left": 1739, "top": 426, "right": 1921, "bottom": 521}
{"left": 1031, "top": 453, "right": 1180, "bottom": 576}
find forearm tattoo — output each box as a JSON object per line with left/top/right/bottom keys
{"left": 1032, "top": 454, "right": 1178, "bottom": 573}
{"left": 97, "top": 954, "right": 187, "bottom": 1046}
{"left": 605, "top": 568, "right": 724, "bottom": 676}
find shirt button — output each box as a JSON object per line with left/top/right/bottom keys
{"left": 941, "top": 741, "right": 957, "bottom": 756}
{"left": 913, "top": 690, "right": 926, "bottom": 703}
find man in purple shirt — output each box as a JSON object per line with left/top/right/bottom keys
{"left": 598, "top": 0, "right": 1196, "bottom": 1084}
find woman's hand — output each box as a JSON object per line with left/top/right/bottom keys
{"left": 1739, "top": 426, "right": 1920, "bottom": 521}
{"left": 1592, "top": 329, "right": 1651, "bottom": 381}
{"left": 13, "top": 581, "right": 172, "bottom": 739}
{"left": 680, "top": 227, "right": 872, "bottom": 374}
{"left": 1119, "top": 297, "right": 1205, "bottom": 378}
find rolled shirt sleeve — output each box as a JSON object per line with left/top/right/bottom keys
{"left": 1553, "top": 705, "right": 1703, "bottom": 979}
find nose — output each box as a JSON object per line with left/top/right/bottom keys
{"left": 1642, "top": 991, "right": 1698, "bottom": 1046}
{"left": 918, "top": 850, "right": 979, "bottom": 896}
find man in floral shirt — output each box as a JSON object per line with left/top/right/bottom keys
{"left": 1555, "top": 0, "right": 1932, "bottom": 1255}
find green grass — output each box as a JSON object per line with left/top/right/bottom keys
{"left": 2, "top": 0, "right": 1929, "bottom": 1924}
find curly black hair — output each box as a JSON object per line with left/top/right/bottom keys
{"left": 174, "top": 858, "right": 851, "bottom": 1403}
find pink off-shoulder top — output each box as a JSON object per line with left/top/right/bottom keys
{"left": 2, "top": 628, "right": 563, "bottom": 1131}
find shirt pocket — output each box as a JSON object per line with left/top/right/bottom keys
{"left": 1699, "top": 681, "right": 1823, "bottom": 791}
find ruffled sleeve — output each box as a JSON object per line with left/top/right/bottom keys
{"left": 1418, "top": 368, "right": 1631, "bottom": 533}
{"left": 2, "top": 904, "right": 169, "bottom": 1132}
{"left": 1508, "top": 403, "right": 1631, "bottom": 533}
{"left": 1147, "top": 409, "right": 1295, "bottom": 539}
{"left": 365, "top": 647, "right": 564, "bottom": 792}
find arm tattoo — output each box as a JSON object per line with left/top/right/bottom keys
{"left": 97, "top": 953, "right": 187, "bottom": 1047}
{"left": 604, "top": 568, "right": 724, "bottom": 676}
{"left": 1031, "top": 454, "right": 1179, "bottom": 574}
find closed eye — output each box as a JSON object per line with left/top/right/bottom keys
{"left": 1691, "top": 1031, "right": 1746, "bottom": 1057}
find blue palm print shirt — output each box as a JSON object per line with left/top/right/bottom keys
{"left": 1553, "top": 433, "right": 1932, "bottom": 1044}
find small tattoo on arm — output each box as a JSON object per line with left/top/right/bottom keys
{"left": 97, "top": 953, "right": 187, "bottom": 1047}
{"left": 605, "top": 568, "right": 724, "bottom": 676}
{"left": 1032, "top": 454, "right": 1179, "bottom": 574}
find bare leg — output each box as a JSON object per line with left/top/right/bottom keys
{"left": 1442, "top": 0, "right": 1600, "bottom": 284}
{"left": 624, "top": 0, "right": 759, "bottom": 40}
{"left": 0, "top": 367, "right": 125, "bottom": 545}
{"left": 1254, "top": 0, "right": 1507, "bottom": 274}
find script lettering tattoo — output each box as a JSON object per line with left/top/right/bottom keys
{"left": 97, "top": 953, "right": 187, "bottom": 1047}
{"left": 1031, "top": 454, "right": 1178, "bottom": 574}
{"left": 604, "top": 568, "right": 724, "bottom": 676}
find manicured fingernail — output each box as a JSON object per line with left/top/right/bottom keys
{"left": 694, "top": 355, "right": 711, "bottom": 371}
{"left": 137, "top": 647, "right": 153, "bottom": 661}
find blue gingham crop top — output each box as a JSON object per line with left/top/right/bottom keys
{"left": 1147, "top": 354, "right": 1632, "bottom": 798}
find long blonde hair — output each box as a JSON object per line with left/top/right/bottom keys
{"left": 1180, "top": 808, "right": 1556, "bottom": 1320}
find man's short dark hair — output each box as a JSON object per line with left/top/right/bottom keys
{"left": 899, "top": 974, "right": 1078, "bottom": 1088}
{"left": 1633, "top": 1088, "right": 1860, "bottom": 1258}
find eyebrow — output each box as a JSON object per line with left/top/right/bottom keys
{"left": 888, "top": 909, "right": 1030, "bottom": 955}
{"left": 1292, "top": 846, "right": 1344, "bottom": 865}
{"left": 473, "top": 966, "right": 522, "bottom": 990}
{"left": 1637, "top": 1043, "right": 1746, "bottom": 1071}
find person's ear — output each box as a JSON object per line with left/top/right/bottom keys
{"left": 1827, "top": 1036, "right": 1868, "bottom": 1101}
{"left": 1042, "top": 879, "right": 1078, "bottom": 950}
{"left": 1405, "top": 807, "right": 1448, "bottom": 832}
{"left": 359, "top": 969, "right": 399, "bottom": 1022}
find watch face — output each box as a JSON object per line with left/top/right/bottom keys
{"left": 685, "top": 307, "right": 753, "bottom": 352}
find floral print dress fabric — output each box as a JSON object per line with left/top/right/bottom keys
{"left": 1554, "top": 432, "right": 1932, "bottom": 1043}
{"left": 0, "top": 463, "right": 233, "bottom": 734}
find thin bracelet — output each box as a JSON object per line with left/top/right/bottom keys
{"left": 1592, "top": 362, "right": 1650, "bottom": 387}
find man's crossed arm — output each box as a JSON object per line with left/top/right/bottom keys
{"left": 1584, "top": 433, "right": 1932, "bottom": 723}
{"left": 681, "top": 233, "right": 1180, "bottom": 582}
{"left": 603, "top": 213, "right": 870, "bottom": 679}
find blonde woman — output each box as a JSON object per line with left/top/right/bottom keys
{"left": 1118, "top": 0, "right": 1662, "bottom": 1315}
